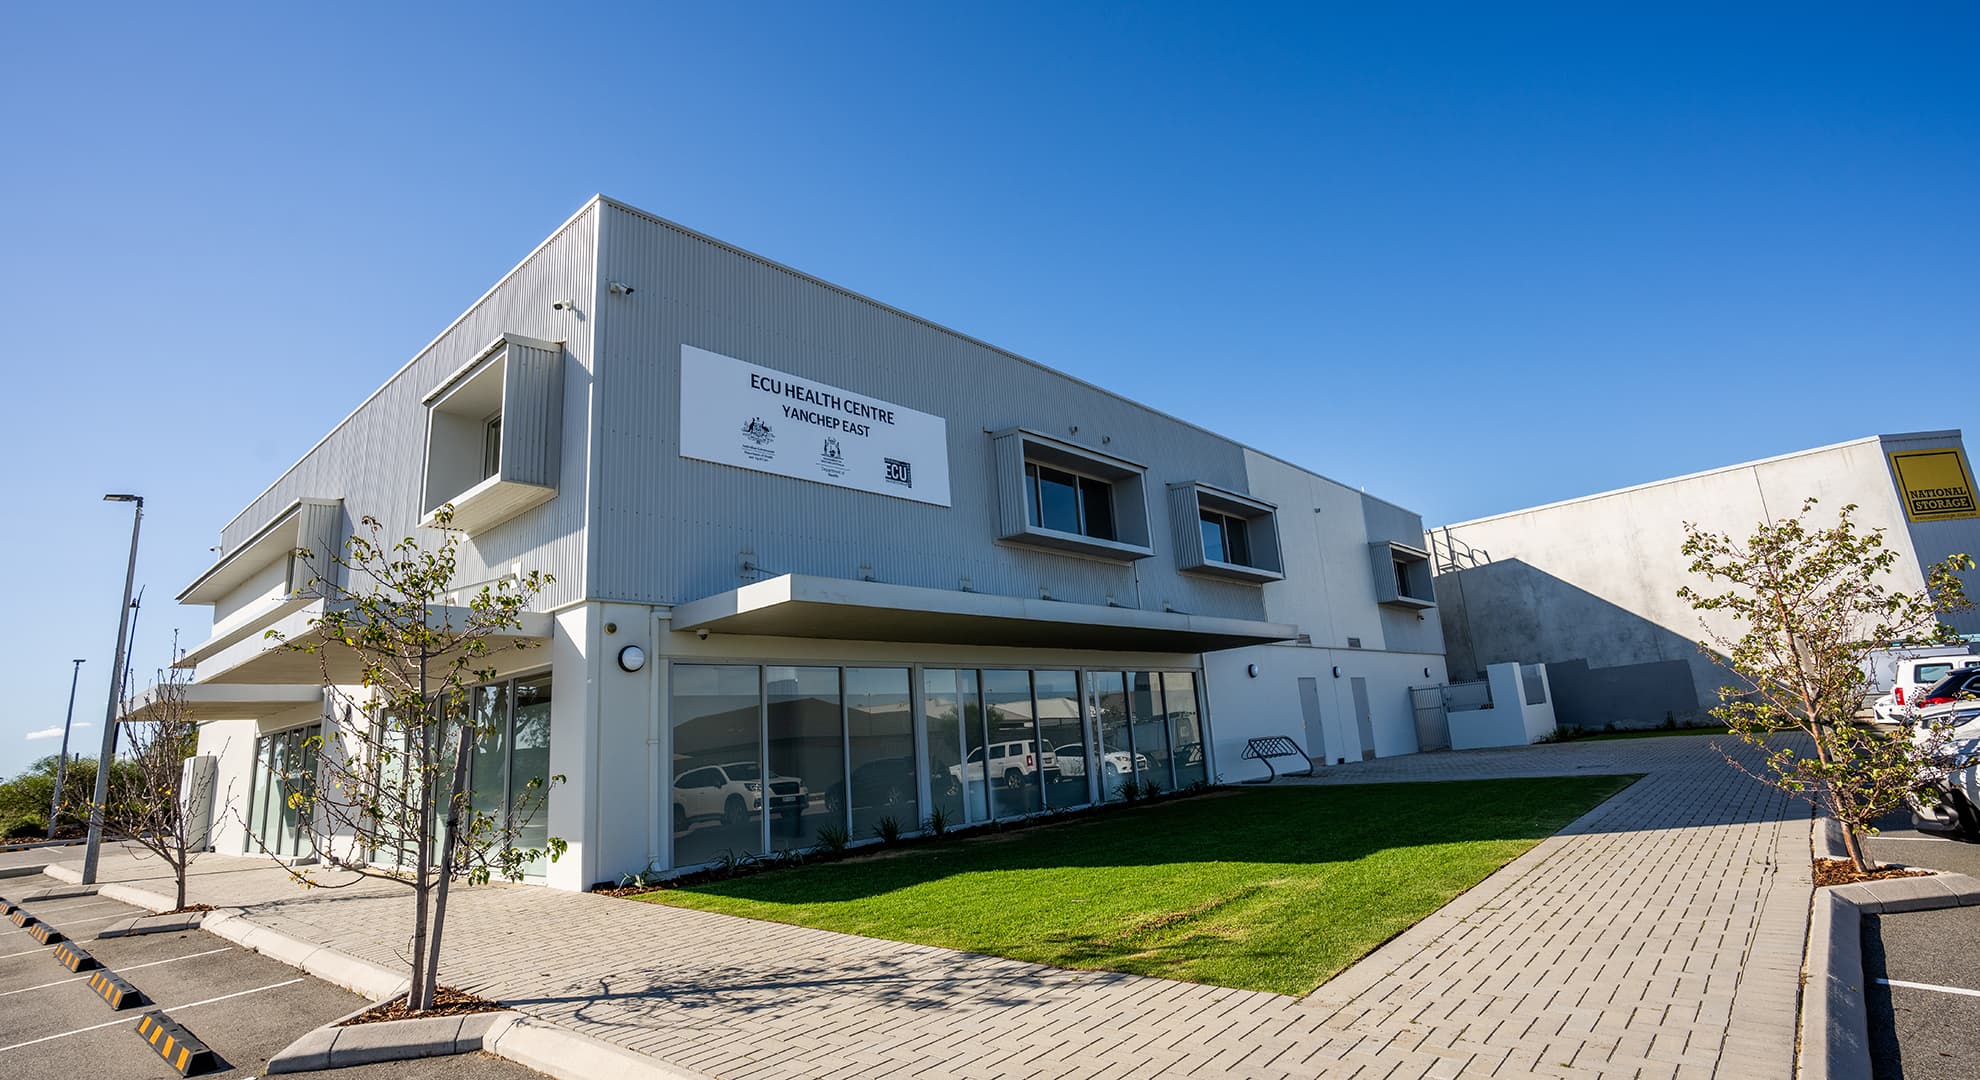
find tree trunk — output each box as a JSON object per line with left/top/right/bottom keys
{"left": 407, "top": 691, "right": 437, "bottom": 1013}
{"left": 1840, "top": 823, "right": 1877, "bottom": 874}
{"left": 422, "top": 709, "right": 476, "bottom": 1009}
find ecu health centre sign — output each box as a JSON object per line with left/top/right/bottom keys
{"left": 679, "top": 345, "right": 953, "bottom": 507}
{"left": 1889, "top": 447, "right": 1980, "bottom": 523}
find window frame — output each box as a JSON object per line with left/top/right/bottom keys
{"left": 1371, "top": 539, "right": 1436, "bottom": 608}
{"left": 992, "top": 428, "right": 1154, "bottom": 561}
{"left": 1169, "top": 481, "right": 1284, "bottom": 583}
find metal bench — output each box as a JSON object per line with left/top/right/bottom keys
{"left": 1241, "top": 736, "right": 1316, "bottom": 782}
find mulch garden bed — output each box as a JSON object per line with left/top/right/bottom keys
{"left": 1813, "top": 857, "right": 1933, "bottom": 888}
{"left": 339, "top": 985, "right": 506, "bottom": 1026}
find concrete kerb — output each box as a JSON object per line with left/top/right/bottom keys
{"left": 267, "top": 1001, "right": 516, "bottom": 1073}
{"left": 37, "top": 870, "right": 713, "bottom": 1080}
{"left": 1798, "top": 817, "right": 1980, "bottom": 1080}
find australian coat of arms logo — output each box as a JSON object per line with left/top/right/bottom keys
{"left": 740, "top": 417, "right": 776, "bottom": 461}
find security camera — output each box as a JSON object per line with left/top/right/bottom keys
{"left": 552, "top": 299, "right": 578, "bottom": 311}
{"left": 608, "top": 281, "right": 635, "bottom": 296}
{"left": 696, "top": 627, "right": 710, "bottom": 641}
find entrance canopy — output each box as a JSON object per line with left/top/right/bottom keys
{"left": 121, "top": 684, "right": 324, "bottom": 724}
{"left": 177, "top": 599, "right": 554, "bottom": 686}
{"left": 671, "top": 574, "right": 1297, "bottom": 653}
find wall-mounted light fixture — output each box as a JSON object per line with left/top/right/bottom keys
{"left": 1332, "top": 666, "right": 1341, "bottom": 678}
{"left": 1246, "top": 663, "right": 1259, "bottom": 678}
{"left": 608, "top": 281, "right": 635, "bottom": 296}
{"left": 617, "top": 644, "right": 647, "bottom": 673}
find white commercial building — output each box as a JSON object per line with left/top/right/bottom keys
{"left": 166, "top": 197, "right": 1450, "bottom": 890}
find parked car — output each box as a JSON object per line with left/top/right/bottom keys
{"left": 1093, "top": 745, "right": 1150, "bottom": 781}
{"left": 1906, "top": 671, "right": 1980, "bottom": 839}
{"left": 673, "top": 761, "right": 808, "bottom": 833}
{"left": 948, "top": 740, "right": 1058, "bottom": 788}
{"left": 826, "top": 755, "right": 917, "bottom": 817}
{"left": 1875, "top": 656, "right": 1980, "bottom": 724}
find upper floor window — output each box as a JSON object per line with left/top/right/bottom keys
{"left": 992, "top": 428, "right": 1153, "bottom": 562}
{"left": 1169, "top": 482, "right": 1283, "bottom": 584}
{"left": 482, "top": 414, "right": 503, "bottom": 481}
{"left": 1026, "top": 462, "right": 1116, "bottom": 541}
{"left": 420, "top": 333, "right": 564, "bottom": 533}
{"left": 1199, "top": 508, "right": 1251, "bottom": 567}
{"left": 1370, "top": 540, "right": 1436, "bottom": 609}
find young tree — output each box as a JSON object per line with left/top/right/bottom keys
{"left": 262, "top": 508, "right": 563, "bottom": 1013}
{"left": 66, "top": 642, "right": 203, "bottom": 909}
{"left": 1679, "top": 498, "right": 1974, "bottom": 872}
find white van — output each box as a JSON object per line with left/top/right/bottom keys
{"left": 1874, "top": 655, "right": 1980, "bottom": 724}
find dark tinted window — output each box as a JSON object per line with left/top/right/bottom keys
{"left": 1922, "top": 671, "right": 1980, "bottom": 698}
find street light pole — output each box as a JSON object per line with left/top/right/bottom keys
{"left": 82, "top": 494, "right": 143, "bottom": 884}
{"left": 46, "top": 658, "right": 86, "bottom": 840}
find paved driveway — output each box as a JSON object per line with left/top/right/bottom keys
{"left": 48, "top": 734, "right": 1810, "bottom": 1079}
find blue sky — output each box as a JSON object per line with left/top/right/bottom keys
{"left": 3, "top": 5, "right": 1976, "bottom": 778}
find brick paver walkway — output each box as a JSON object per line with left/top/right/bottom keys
{"left": 40, "top": 734, "right": 1811, "bottom": 1079}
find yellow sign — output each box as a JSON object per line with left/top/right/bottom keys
{"left": 1889, "top": 448, "right": 1980, "bottom": 522}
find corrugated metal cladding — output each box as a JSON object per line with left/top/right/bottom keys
{"left": 591, "top": 201, "right": 1270, "bottom": 620}
{"left": 1360, "top": 494, "right": 1444, "bottom": 655}
{"left": 216, "top": 206, "right": 599, "bottom": 610}
{"left": 295, "top": 500, "right": 347, "bottom": 594}
{"left": 499, "top": 339, "right": 565, "bottom": 490}
{"left": 1880, "top": 431, "right": 1980, "bottom": 636}
{"left": 1166, "top": 483, "right": 1207, "bottom": 569}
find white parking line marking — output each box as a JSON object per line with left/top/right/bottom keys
{"left": 0, "top": 946, "right": 233, "bottom": 997}
{"left": 9, "top": 899, "right": 129, "bottom": 916}
{"left": 0, "top": 977, "right": 303, "bottom": 1053}
{"left": 1, "top": 912, "right": 147, "bottom": 937}
{"left": 1878, "top": 977, "right": 1980, "bottom": 998}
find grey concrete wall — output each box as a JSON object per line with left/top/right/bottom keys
{"left": 1429, "top": 434, "right": 1962, "bottom": 729}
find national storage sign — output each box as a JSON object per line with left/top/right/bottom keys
{"left": 1889, "top": 447, "right": 1980, "bottom": 523}
{"left": 679, "top": 345, "right": 952, "bottom": 507}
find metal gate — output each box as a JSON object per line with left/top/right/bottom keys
{"left": 1410, "top": 685, "right": 1450, "bottom": 752}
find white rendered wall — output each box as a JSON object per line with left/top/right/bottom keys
{"left": 1204, "top": 643, "right": 1448, "bottom": 781}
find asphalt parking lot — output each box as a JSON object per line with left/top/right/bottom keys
{"left": 0, "top": 885, "right": 545, "bottom": 1079}
{"left": 1862, "top": 810, "right": 1980, "bottom": 1080}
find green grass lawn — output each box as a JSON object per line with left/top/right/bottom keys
{"left": 637, "top": 774, "right": 1636, "bottom": 995}
{"left": 1560, "top": 725, "right": 1732, "bottom": 742}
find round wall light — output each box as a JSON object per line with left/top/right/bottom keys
{"left": 618, "top": 644, "right": 647, "bottom": 673}
{"left": 1246, "top": 663, "right": 1259, "bottom": 678}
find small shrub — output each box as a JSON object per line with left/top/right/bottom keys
{"left": 618, "top": 862, "right": 666, "bottom": 891}
{"left": 715, "top": 848, "right": 755, "bottom": 877}
{"left": 923, "top": 805, "right": 951, "bottom": 837}
{"left": 874, "top": 815, "right": 903, "bottom": 844}
{"left": 814, "top": 823, "right": 851, "bottom": 853}
{"left": 1143, "top": 779, "right": 1164, "bottom": 799}
{"left": 1116, "top": 778, "right": 1142, "bottom": 802}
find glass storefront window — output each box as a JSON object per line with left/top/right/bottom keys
{"left": 1164, "top": 671, "right": 1207, "bottom": 788}
{"left": 1033, "top": 670, "right": 1087, "bottom": 808}
{"left": 671, "top": 664, "right": 764, "bottom": 867}
{"left": 845, "top": 668, "right": 916, "bottom": 839}
{"left": 1087, "top": 671, "right": 1134, "bottom": 803}
{"left": 921, "top": 669, "right": 968, "bottom": 827}
{"left": 1130, "top": 671, "right": 1174, "bottom": 791}
{"left": 248, "top": 724, "right": 320, "bottom": 859}
{"left": 467, "top": 684, "right": 510, "bottom": 848}
{"left": 982, "top": 669, "right": 1041, "bottom": 818}
{"left": 508, "top": 675, "right": 553, "bottom": 874}
{"left": 767, "top": 666, "right": 844, "bottom": 852}
{"left": 959, "top": 669, "right": 989, "bottom": 822}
